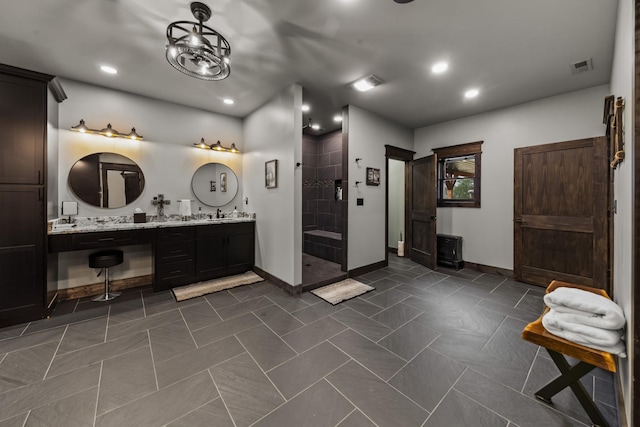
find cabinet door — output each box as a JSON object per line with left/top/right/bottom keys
{"left": 195, "top": 235, "right": 226, "bottom": 276}
{"left": 0, "top": 74, "right": 46, "bottom": 185}
{"left": 0, "top": 186, "right": 45, "bottom": 325}
{"left": 226, "top": 232, "right": 255, "bottom": 270}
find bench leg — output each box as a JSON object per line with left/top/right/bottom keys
{"left": 535, "top": 349, "right": 609, "bottom": 427}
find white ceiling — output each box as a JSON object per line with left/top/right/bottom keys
{"left": 0, "top": 0, "right": 618, "bottom": 135}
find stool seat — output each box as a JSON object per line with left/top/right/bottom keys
{"left": 89, "top": 250, "right": 123, "bottom": 269}
{"left": 89, "top": 249, "right": 123, "bottom": 302}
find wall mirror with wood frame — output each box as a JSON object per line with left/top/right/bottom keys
{"left": 191, "top": 163, "right": 238, "bottom": 207}
{"left": 68, "top": 153, "right": 145, "bottom": 208}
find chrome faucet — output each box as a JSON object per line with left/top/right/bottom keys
{"left": 151, "top": 194, "right": 171, "bottom": 221}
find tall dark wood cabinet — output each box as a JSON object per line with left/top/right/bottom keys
{"left": 0, "top": 64, "right": 62, "bottom": 327}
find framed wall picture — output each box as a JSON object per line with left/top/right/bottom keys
{"left": 265, "top": 159, "right": 278, "bottom": 188}
{"left": 366, "top": 167, "right": 380, "bottom": 186}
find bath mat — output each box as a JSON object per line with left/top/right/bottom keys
{"left": 311, "top": 278, "right": 375, "bottom": 305}
{"left": 172, "top": 271, "right": 264, "bottom": 302}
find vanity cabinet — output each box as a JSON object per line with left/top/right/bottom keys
{"left": 155, "top": 227, "right": 196, "bottom": 290}
{"left": 195, "top": 222, "right": 255, "bottom": 280}
{"left": 0, "top": 64, "right": 58, "bottom": 327}
{"left": 153, "top": 222, "right": 255, "bottom": 291}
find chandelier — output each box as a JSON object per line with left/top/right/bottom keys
{"left": 166, "top": 2, "right": 231, "bottom": 81}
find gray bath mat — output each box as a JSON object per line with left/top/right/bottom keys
{"left": 311, "top": 278, "right": 375, "bottom": 305}
{"left": 172, "top": 271, "right": 264, "bottom": 302}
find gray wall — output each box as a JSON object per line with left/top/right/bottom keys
{"left": 414, "top": 84, "right": 608, "bottom": 270}
{"left": 609, "top": 0, "right": 633, "bottom": 420}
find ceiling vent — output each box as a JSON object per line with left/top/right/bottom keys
{"left": 570, "top": 58, "right": 593, "bottom": 75}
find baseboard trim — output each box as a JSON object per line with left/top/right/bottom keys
{"left": 252, "top": 267, "right": 301, "bottom": 296}
{"left": 348, "top": 260, "right": 388, "bottom": 278}
{"left": 463, "top": 261, "right": 514, "bottom": 278}
{"left": 387, "top": 247, "right": 398, "bottom": 254}
{"left": 57, "top": 275, "right": 153, "bottom": 301}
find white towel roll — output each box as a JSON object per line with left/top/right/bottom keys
{"left": 179, "top": 199, "right": 191, "bottom": 217}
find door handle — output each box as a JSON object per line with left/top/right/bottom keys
{"left": 514, "top": 218, "right": 523, "bottom": 223}
{"left": 430, "top": 215, "right": 437, "bottom": 220}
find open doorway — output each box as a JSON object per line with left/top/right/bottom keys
{"left": 301, "top": 127, "right": 348, "bottom": 290}
{"left": 384, "top": 145, "right": 415, "bottom": 264}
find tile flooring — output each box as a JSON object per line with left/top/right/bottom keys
{"left": 0, "top": 255, "right": 620, "bottom": 426}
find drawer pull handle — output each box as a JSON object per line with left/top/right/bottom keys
{"left": 169, "top": 249, "right": 181, "bottom": 253}
{"left": 98, "top": 238, "right": 115, "bottom": 242}
{"left": 169, "top": 269, "right": 181, "bottom": 274}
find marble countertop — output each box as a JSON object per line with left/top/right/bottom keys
{"left": 49, "top": 216, "right": 255, "bottom": 235}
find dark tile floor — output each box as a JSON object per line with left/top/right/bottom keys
{"left": 302, "top": 253, "right": 346, "bottom": 289}
{"left": 0, "top": 255, "right": 620, "bottom": 426}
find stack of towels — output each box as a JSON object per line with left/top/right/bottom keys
{"left": 542, "top": 287, "right": 626, "bottom": 357}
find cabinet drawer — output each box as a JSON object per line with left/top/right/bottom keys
{"left": 157, "top": 240, "right": 194, "bottom": 262}
{"left": 157, "top": 227, "right": 195, "bottom": 243}
{"left": 156, "top": 260, "right": 194, "bottom": 289}
{"left": 71, "top": 230, "right": 138, "bottom": 249}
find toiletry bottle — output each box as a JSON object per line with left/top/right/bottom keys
{"left": 232, "top": 206, "right": 238, "bottom": 218}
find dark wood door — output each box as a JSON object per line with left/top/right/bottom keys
{"left": 514, "top": 137, "right": 610, "bottom": 289}
{"left": 0, "top": 186, "right": 45, "bottom": 325}
{"left": 0, "top": 73, "right": 45, "bottom": 185}
{"left": 409, "top": 155, "right": 437, "bottom": 270}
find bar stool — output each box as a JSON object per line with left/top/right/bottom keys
{"left": 89, "top": 249, "right": 123, "bottom": 302}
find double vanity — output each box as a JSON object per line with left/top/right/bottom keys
{"left": 49, "top": 217, "right": 255, "bottom": 292}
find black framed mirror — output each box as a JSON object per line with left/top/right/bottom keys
{"left": 68, "top": 153, "right": 145, "bottom": 208}
{"left": 191, "top": 163, "right": 238, "bottom": 207}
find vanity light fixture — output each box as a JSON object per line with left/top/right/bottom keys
{"left": 71, "top": 119, "right": 90, "bottom": 133}
{"left": 192, "top": 138, "right": 240, "bottom": 153}
{"left": 70, "top": 120, "right": 144, "bottom": 141}
{"left": 99, "top": 123, "right": 119, "bottom": 138}
{"left": 166, "top": 2, "right": 231, "bottom": 81}
{"left": 193, "top": 138, "right": 209, "bottom": 149}
{"left": 126, "top": 128, "right": 143, "bottom": 140}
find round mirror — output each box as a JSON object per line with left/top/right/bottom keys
{"left": 191, "top": 163, "right": 238, "bottom": 207}
{"left": 69, "top": 153, "right": 145, "bottom": 208}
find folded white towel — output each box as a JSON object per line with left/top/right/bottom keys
{"left": 542, "top": 310, "right": 626, "bottom": 357}
{"left": 543, "top": 287, "right": 625, "bottom": 330}
{"left": 179, "top": 199, "right": 191, "bottom": 217}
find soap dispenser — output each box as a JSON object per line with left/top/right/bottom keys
{"left": 232, "top": 206, "right": 238, "bottom": 218}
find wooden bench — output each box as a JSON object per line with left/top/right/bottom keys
{"left": 521, "top": 280, "right": 617, "bottom": 427}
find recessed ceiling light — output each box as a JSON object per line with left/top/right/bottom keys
{"left": 301, "top": 104, "right": 310, "bottom": 112}
{"left": 464, "top": 88, "right": 479, "bottom": 99}
{"left": 431, "top": 62, "right": 448, "bottom": 74}
{"left": 100, "top": 65, "right": 118, "bottom": 75}
{"left": 351, "top": 75, "right": 384, "bottom": 92}
{"left": 333, "top": 115, "right": 342, "bottom": 122}
{"left": 223, "top": 98, "right": 234, "bottom": 105}
{"left": 311, "top": 123, "right": 320, "bottom": 130}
